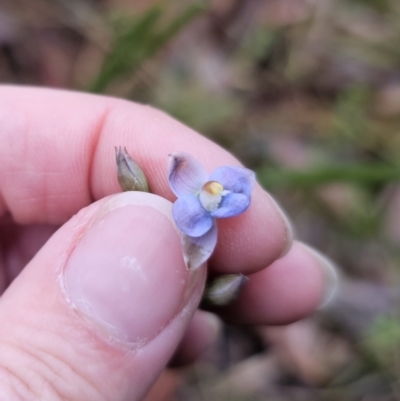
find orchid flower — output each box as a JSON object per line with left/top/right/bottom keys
{"left": 115, "top": 147, "right": 252, "bottom": 302}
{"left": 168, "top": 152, "right": 255, "bottom": 269}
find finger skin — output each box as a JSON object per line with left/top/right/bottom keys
{"left": 0, "top": 86, "right": 290, "bottom": 274}
{"left": 0, "top": 218, "right": 58, "bottom": 283}
{"left": 212, "top": 242, "right": 325, "bottom": 325}
{"left": 169, "top": 311, "right": 220, "bottom": 367}
{"left": 0, "top": 194, "right": 207, "bottom": 401}
{"left": 142, "top": 370, "right": 181, "bottom": 401}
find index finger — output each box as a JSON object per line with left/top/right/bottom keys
{"left": 0, "top": 86, "right": 292, "bottom": 273}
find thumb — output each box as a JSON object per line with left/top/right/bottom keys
{"left": 0, "top": 192, "right": 206, "bottom": 401}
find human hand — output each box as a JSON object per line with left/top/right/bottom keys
{"left": 0, "top": 86, "right": 333, "bottom": 400}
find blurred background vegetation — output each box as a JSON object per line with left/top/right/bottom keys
{"left": 2, "top": 0, "right": 400, "bottom": 399}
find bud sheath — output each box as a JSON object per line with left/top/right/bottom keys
{"left": 115, "top": 146, "right": 149, "bottom": 192}
{"left": 203, "top": 274, "right": 248, "bottom": 306}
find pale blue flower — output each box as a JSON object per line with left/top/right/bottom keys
{"left": 167, "top": 152, "right": 255, "bottom": 268}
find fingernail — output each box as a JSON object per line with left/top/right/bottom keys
{"left": 301, "top": 244, "right": 339, "bottom": 308}
{"left": 63, "top": 192, "right": 198, "bottom": 345}
{"left": 268, "top": 194, "right": 294, "bottom": 257}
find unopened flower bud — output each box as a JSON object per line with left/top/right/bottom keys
{"left": 115, "top": 146, "right": 149, "bottom": 192}
{"left": 203, "top": 273, "right": 248, "bottom": 306}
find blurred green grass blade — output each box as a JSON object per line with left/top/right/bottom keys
{"left": 89, "top": 7, "right": 162, "bottom": 93}
{"left": 257, "top": 164, "right": 400, "bottom": 189}
{"left": 89, "top": 4, "right": 204, "bottom": 94}
{"left": 151, "top": 4, "right": 204, "bottom": 46}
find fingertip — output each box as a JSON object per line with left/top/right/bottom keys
{"left": 218, "top": 241, "right": 327, "bottom": 325}
{"left": 299, "top": 243, "right": 339, "bottom": 308}
{"left": 0, "top": 191, "right": 207, "bottom": 401}
{"left": 169, "top": 311, "right": 221, "bottom": 367}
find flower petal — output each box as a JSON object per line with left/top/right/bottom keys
{"left": 210, "top": 192, "right": 250, "bottom": 218}
{"left": 181, "top": 223, "right": 217, "bottom": 270}
{"left": 172, "top": 195, "right": 213, "bottom": 237}
{"left": 208, "top": 166, "right": 255, "bottom": 197}
{"left": 168, "top": 152, "right": 208, "bottom": 197}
